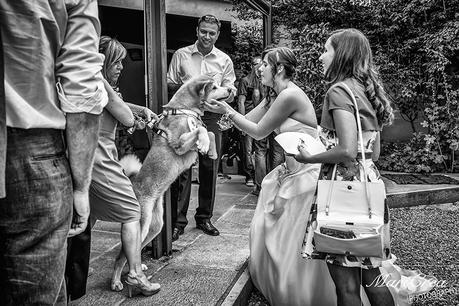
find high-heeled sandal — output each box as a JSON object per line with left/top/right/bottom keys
{"left": 125, "top": 273, "right": 161, "bottom": 297}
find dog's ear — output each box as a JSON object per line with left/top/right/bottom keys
{"left": 197, "top": 79, "right": 215, "bottom": 100}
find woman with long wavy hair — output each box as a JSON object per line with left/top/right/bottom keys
{"left": 296, "top": 28, "right": 433, "bottom": 306}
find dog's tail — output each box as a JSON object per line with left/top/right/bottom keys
{"left": 119, "top": 154, "right": 142, "bottom": 178}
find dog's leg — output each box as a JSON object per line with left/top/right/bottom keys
{"left": 206, "top": 131, "right": 217, "bottom": 160}
{"left": 141, "top": 195, "right": 164, "bottom": 250}
{"left": 111, "top": 249, "right": 127, "bottom": 291}
{"left": 196, "top": 127, "right": 211, "bottom": 154}
{"left": 139, "top": 196, "right": 154, "bottom": 244}
{"left": 174, "top": 129, "right": 200, "bottom": 155}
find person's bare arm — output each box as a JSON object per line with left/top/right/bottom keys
{"left": 238, "top": 95, "right": 246, "bottom": 115}
{"left": 103, "top": 79, "right": 135, "bottom": 127}
{"left": 66, "top": 113, "right": 100, "bottom": 237}
{"left": 245, "top": 98, "right": 269, "bottom": 123}
{"left": 206, "top": 89, "right": 302, "bottom": 140}
{"left": 125, "top": 103, "right": 158, "bottom": 123}
{"left": 372, "top": 132, "right": 381, "bottom": 161}
{"left": 253, "top": 88, "right": 261, "bottom": 105}
{"left": 295, "top": 109, "right": 358, "bottom": 164}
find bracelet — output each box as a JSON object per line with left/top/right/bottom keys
{"left": 126, "top": 113, "right": 140, "bottom": 134}
{"left": 126, "top": 120, "right": 136, "bottom": 134}
{"left": 217, "top": 110, "right": 235, "bottom": 131}
{"left": 227, "top": 109, "right": 236, "bottom": 120}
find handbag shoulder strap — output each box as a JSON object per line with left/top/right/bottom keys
{"left": 327, "top": 82, "right": 373, "bottom": 218}
{"left": 337, "top": 82, "right": 367, "bottom": 167}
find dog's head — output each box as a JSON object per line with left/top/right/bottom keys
{"left": 165, "top": 75, "right": 231, "bottom": 115}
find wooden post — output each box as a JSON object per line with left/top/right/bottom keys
{"left": 245, "top": 0, "right": 272, "bottom": 47}
{"left": 144, "top": 0, "right": 172, "bottom": 258}
{"left": 263, "top": 11, "right": 272, "bottom": 47}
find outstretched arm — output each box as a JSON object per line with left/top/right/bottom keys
{"left": 206, "top": 89, "right": 299, "bottom": 140}
{"left": 126, "top": 103, "right": 159, "bottom": 124}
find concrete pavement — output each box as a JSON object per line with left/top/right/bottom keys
{"left": 72, "top": 172, "right": 459, "bottom": 306}
{"left": 73, "top": 175, "right": 258, "bottom": 306}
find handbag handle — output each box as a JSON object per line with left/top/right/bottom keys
{"left": 325, "top": 82, "right": 373, "bottom": 218}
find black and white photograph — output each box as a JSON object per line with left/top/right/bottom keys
{"left": 0, "top": 0, "right": 457, "bottom": 305}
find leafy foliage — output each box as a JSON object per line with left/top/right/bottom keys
{"left": 231, "top": 0, "right": 459, "bottom": 172}
{"left": 230, "top": 21, "right": 264, "bottom": 75}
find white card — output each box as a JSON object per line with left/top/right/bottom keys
{"left": 274, "top": 132, "right": 324, "bottom": 155}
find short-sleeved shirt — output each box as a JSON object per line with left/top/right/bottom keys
{"left": 320, "top": 78, "right": 381, "bottom": 132}
{"left": 237, "top": 75, "right": 262, "bottom": 113}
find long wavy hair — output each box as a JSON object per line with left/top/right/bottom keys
{"left": 99, "top": 36, "right": 127, "bottom": 86}
{"left": 261, "top": 46, "right": 298, "bottom": 107}
{"left": 325, "top": 28, "right": 393, "bottom": 126}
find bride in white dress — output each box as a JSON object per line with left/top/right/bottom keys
{"left": 204, "top": 44, "right": 435, "bottom": 306}
{"left": 205, "top": 46, "right": 336, "bottom": 306}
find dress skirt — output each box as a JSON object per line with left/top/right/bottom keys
{"left": 249, "top": 156, "right": 336, "bottom": 306}
{"left": 90, "top": 111, "right": 140, "bottom": 223}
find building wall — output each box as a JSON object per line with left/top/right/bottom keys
{"left": 381, "top": 110, "right": 426, "bottom": 142}
{"left": 166, "top": 0, "right": 237, "bottom": 22}
{"left": 99, "top": 0, "right": 238, "bottom": 22}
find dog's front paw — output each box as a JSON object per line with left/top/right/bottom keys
{"left": 197, "top": 137, "right": 210, "bottom": 154}
{"left": 111, "top": 279, "right": 123, "bottom": 292}
{"left": 207, "top": 151, "right": 218, "bottom": 160}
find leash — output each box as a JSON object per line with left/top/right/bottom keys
{"left": 145, "top": 108, "right": 204, "bottom": 141}
{"left": 162, "top": 109, "right": 204, "bottom": 126}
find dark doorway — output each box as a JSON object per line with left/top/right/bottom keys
{"left": 98, "top": 5, "right": 149, "bottom": 160}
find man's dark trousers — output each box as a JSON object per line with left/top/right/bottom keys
{"left": 171, "top": 113, "right": 222, "bottom": 229}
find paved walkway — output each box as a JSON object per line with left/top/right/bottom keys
{"left": 73, "top": 172, "right": 459, "bottom": 306}
{"left": 73, "top": 175, "right": 257, "bottom": 305}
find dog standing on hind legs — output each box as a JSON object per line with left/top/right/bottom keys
{"left": 113, "top": 75, "right": 230, "bottom": 293}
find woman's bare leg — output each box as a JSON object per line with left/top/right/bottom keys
{"left": 327, "top": 263, "right": 362, "bottom": 306}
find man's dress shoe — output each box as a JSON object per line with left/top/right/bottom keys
{"left": 196, "top": 220, "right": 220, "bottom": 236}
{"left": 172, "top": 227, "right": 184, "bottom": 241}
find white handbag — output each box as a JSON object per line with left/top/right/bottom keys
{"left": 313, "top": 82, "right": 387, "bottom": 258}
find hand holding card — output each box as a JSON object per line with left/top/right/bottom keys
{"left": 274, "top": 132, "right": 325, "bottom": 155}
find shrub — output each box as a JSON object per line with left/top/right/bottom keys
{"left": 231, "top": 0, "right": 459, "bottom": 172}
